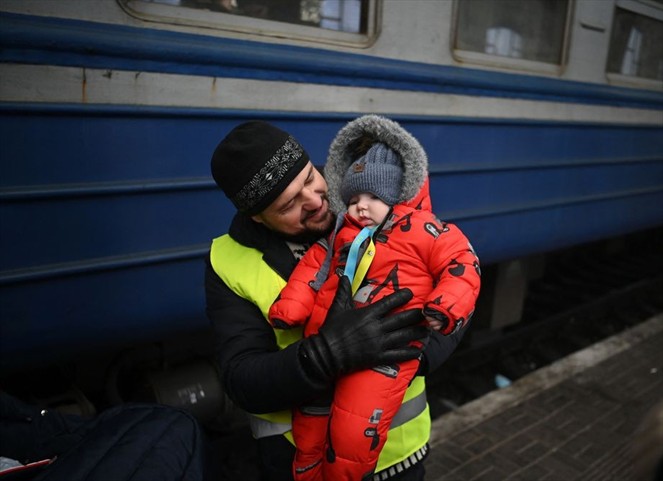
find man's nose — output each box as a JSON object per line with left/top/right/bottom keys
{"left": 302, "top": 187, "right": 322, "bottom": 209}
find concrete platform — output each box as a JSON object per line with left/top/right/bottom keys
{"left": 424, "top": 314, "right": 663, "bottom": 481}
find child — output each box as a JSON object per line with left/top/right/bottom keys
{"left": 269, "top": 115, "right": 481, "bottom": 481}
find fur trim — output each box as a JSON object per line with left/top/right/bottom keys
{"left": 325, "top": 115, "right": 428, "bottom": 215}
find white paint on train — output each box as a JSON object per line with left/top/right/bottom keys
{"left": 2, "top": 64, "right": 661, "bottom": 126}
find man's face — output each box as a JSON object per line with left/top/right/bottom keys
{"left": 252, "top": 163, "right": 334, "bottom": 243}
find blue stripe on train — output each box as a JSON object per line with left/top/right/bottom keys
{"left": 1, "top": 106, "right": 661, "bottom": 368}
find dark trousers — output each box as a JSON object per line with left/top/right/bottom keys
{"left": 388, "top": 461, "right": 425, "bottom": 480}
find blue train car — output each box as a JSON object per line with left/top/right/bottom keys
{"left": 1, "top": 0, "right": 662, "bottom": 387}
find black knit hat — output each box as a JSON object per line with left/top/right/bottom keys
{"left": 340, "top": 142, "right": 403, "bottom": 206}
{"left": 211, "top": 121, "right": 310, "bottom": 215}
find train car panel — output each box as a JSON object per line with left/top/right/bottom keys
{"left": 0, "top": 257, "right": 209, "bottom": 367}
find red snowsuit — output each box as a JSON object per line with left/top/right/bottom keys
{"left": 269, "top": 177, "right": 481, "bottom": 481}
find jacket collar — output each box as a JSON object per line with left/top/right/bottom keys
{"left": 228, "top": 213, "right": 299, "bottom": 279}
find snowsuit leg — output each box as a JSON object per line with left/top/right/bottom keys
{"left": 292, "top": 398, "right": 331, "bottom": 481}
{"left": 322, "top": 358, "right": 420, "bottom": 481}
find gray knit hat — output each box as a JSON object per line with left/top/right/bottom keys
{"left": 340, "top": 142, "right": 403, "bottom": 206}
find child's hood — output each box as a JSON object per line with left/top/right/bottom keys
{"left": 324, "top": 115, "right": 430, "bottom": 216}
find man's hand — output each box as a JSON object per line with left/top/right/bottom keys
{"left": 299, "top": 276, "right": 428, "bottom": 382}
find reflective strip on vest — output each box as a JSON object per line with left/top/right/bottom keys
{"left": 390, "top": 390, "right": 427, "bottom": 429}
{"left": 249, "top": 414, "right": 292, "bottom": 438}
{"left": 209, "top": 234, "right": 431, "bottom": 468}
{"left": 247, "top": 389, "right": 427, "bottom": 439}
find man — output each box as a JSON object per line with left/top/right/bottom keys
{"left": 205, "top": 120, "right": 468, "bottom": 481}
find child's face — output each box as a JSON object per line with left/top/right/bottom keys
{"left": 347, "top": 192, "right": 391, "bottom": 227}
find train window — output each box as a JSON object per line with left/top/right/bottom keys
{"left": 606, "top": 2, "right": 663, "bottom": 84}
{"left": 452, "top": 0, "right": 571, "bottom": 73}
{"left": 118, "top": 0, "right": 376, "bottom": 45}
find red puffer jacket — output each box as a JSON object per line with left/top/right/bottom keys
{"left": 269, "top": 176, "right": 480, "bottom": 336}
{"left": 269, "top": 114, "right": 481, "bottom": 481}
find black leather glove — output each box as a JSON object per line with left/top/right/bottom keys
{"left": 299, "top": 276, "right": 429, "bottom": 382}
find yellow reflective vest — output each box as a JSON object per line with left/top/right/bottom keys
{"left": 210, "top": 234, "right": 430, "bottom": 472}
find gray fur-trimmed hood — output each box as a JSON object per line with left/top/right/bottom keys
{"left": 324, "top": 115, "right": 428, "bottom": 215}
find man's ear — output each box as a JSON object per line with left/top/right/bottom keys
{"left": 251, "top": 214, "right": 264, "bottom": 224}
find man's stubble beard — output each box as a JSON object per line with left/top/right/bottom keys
{"left": 277, "top": 212, "right": 335, "bottom": 244}
{"left": 277, "top": 196, "right": 335, "bottom": 244}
